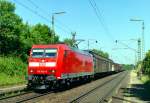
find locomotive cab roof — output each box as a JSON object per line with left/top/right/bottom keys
{"left": 31, "top": 44, "right": 92, "bottom": 56}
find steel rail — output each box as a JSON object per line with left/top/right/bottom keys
{"left": 98, "top": 71, "right": 128, "bottom": 103}
{"left": 15, "top": 91, "right": 54, "bottom": 103}
{"left": 0, "top": 89, "right": 32, "bottom": 100}
{"left": 69, "top": 71, "right": 126, "bottom": 103}
{"left": 0, "top": 89, "right": 54, "bottom": 103}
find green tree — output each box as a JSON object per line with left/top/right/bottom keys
{"left": 142, "top": 50, "right": 150, "bottom": 75}
{"left": 0, "top": 0, "right": 59, "bottom": 60}
{"left": 0, "top": 0, "right": 23, "bottom": 55}
{"left": 122, "top": 64, "right": 134, "bottom": 70}
{"left": 20, "top": 23, "right": 59, "bottom": 60}
{"left": 92, "top": 49, "right": 109, "bottom": 58}
{"left": 30, "top": 23, "right": 59, "bottom": 44}
{"left": 0, "top": 0, "right": 61, "bottom": 85}
{"left": 63, "top": 38, "right": 74, "bottom": 46}
{"left": 31, "top": 24, "right": 50, "bottom": 44}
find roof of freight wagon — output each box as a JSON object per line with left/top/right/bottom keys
{"left": 87, "top": 50, "right": 113, "bottom": 62}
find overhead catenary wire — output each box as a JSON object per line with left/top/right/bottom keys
{"left": 27, "top": 0, "right": 49, "bottom": 16}
{"left": 27, "top": 0, "right": 73, "bottom": 32}
{"left": 88, "top": 0, "right": 115, "bottom": 42}
{"left": 13, "top": 0, "right": 49, "bottom": 22}
{"left": 88, "top": 0, "right": 117, "bottom": 62}
{"left": 13, "top": 0, "right": 71, "bottom": 34}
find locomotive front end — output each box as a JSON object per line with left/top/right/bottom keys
{"left": 27, "top": 45, "right": 58, "bottom": 89}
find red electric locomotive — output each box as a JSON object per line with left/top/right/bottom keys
{"left": 27, "top": 44, "right": 94, "bottom": 89}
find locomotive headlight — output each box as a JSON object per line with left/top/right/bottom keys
{"left": 51, "top": 70, "right": 56, "bottom": 73}
{"left": 30, "top": 69, "right": 33, "bottom": 73}
{"left": 49, "top": 70, "right": 56, "bottom": 73}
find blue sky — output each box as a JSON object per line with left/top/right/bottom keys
{"left": 9, "top": 0, "right": 150, "bottom": 64}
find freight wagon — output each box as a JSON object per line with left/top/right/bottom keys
{"left": 27, "top": 44, "right": 122, "bottom": 89}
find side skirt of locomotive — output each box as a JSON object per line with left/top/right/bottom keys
{"left": 27, "top": 75, "right": 57, "bottom": 89}
{"left": 27, "top": 72, "right": 94, "bottom": 90}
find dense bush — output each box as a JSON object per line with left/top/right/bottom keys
{"left": 0, "top": 0, "right": 59, "bottom": 58}
{"left": 0, "top": 56, "right": 27, "bottom": 85}
{"left": 0, "top": 0, "right": 60, "bottom": 85}
{"left": 142, "top": 50, "right": 150, "bottom": 76}
{"left": 0, "top": 56, "right": 27, "bottom": 76}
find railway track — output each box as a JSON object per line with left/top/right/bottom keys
{"left": 0, "top": 90, "right": 54, "bottom": 103}
{"left": 0, "top": 71, "right": 127, "bottom": 103}
{"left": 69, "top": 71, "right": 128, "bottom": 103}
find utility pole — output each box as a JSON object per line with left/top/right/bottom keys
{"left": 71, "top": 32, "right": 76, "bottom": 47}
{"left": 142, "top": 21, "right": 145, "bottom": 60}
{"left": 51, "top": 12, "right": 66, "bottom": 32}
{"left": 130, "top": 19, "right": 145, "bottom": 60}
{"left": 71, "top": 32, "right": 76, "bottom": 43}
{"left": 51, "top": 12, "right": 66, "bottom": 44}
{"left": 88, "top": 40, "right": 89, "bottom": 50}
{"left": 87, "top": 39, "right": 98, "bottom": 50}
{"left": 115, "top": 39, "right": 141, "bottom": 64}
{"left": 138, "top": 39, "right": 141, "bottom": 62}
{"left": 52, "top": 15, "right": 54, "bottom": 31}
{"left": 51, "top": 15, "right": 55, "bottom": 44}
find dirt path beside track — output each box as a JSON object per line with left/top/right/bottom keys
{"left": 112, "top": 70, "right": 150, "bottom": 103}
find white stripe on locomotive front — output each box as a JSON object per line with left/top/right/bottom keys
{"left": 29, "top": 62, "right": 56, "bottom": 67}
{"left": 29, "top": 62, "right": 39, "bottom": 67}
{"left": 45, "top": 62, "right": 56, "bottom": 67}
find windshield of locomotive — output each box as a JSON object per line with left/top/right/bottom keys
{"left": 45, "top": 48, "right": 57, "bottom": 58}
{"left": 32, "top": 48, "right": 57, "bottom": 58}
{"left": 32, "top": 49, "right": 44, "bottom": 58}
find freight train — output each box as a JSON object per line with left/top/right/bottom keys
{"left": 27, "top": 44, "right": 122, "bottom": 89}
